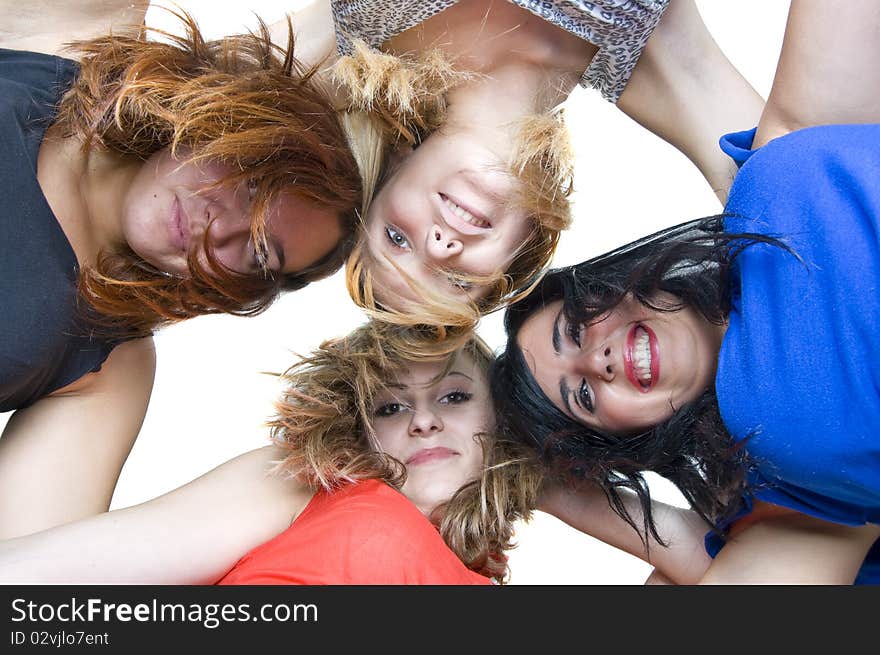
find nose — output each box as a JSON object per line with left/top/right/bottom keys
{"left": 199, "top": 200, "right": 253, "bottom": 272}
{"left": 425, "top": 225, "right": 463, "bottom": 261}
{"left": 408, "top": 407, "right": 444, "bottom": 437}
{"left": 575, "top": 344, "right": 616, "bottom": 382}
{"left": 205, "top": 210, "right": 249, "bottom": 244}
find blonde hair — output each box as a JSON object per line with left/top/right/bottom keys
{"left": 270, "top": 320, "right": 541, "bottom": 581}
{"left": 332, "top": 39, "right": 468, "bottom": 147}
{"left": 334, "top": 41, "right": 574, "bottom": 343}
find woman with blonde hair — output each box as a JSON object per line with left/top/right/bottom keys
{"left": 327, "top": 0, "right": 766, "bottom": 335}
{"left": 0, "top": 2, "right": 365, "bottom": 540}
{"left": 0, "top": 322, "right": 539, "bottom": 584}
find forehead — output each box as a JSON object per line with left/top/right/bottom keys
{"left": 518, "top": 300, "right": 563, "bottom": 356}
{"left": 268, "top": 189, "right": 343, "bottom": 275}
{"left": 389, "top": 352, "right": 484, "bottom": 388}
{"left": 517, "top": 300, "right": 566, "bottom": 406}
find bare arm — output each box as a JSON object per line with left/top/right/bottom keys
{"left": 618, "top": 0, "right": 765, "bottom": 203}
{"left": 268, "top": 0, "right": 338, "bottom": 70}
{"left": 0, "top": 446, "right": 313, "bottom": 584}
{"left": 754, "top": 1, "right": 880, "bottom": 149}
{"left": 0, "top": 338, "right": 156, "bottom": 539}
{"left": 539, "top": 481, "right": 712, "bottom": 585}
{"left": 0, "top": 1, "right": 148, "bottom": 56}
{"left": 700, "top": 510, "right": 880, "bottom": 584}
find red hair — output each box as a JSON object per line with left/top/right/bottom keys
{"left": 54, "top": 12, "right": 362, "bottom": 337}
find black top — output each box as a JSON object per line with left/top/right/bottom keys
{"left": 0, "top": 49, "right": 118, "bottom": 411}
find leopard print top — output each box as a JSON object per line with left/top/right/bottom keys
{"left": 331, "top": 0, "right": 670, "bottom": 104}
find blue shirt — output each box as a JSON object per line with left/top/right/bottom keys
{"left": 710, "top": 125, "right": 880, "bottom": 583}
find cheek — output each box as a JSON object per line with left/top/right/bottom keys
{"left": 479, "top": 224, "right": 532, "bottom": 274}
{"left": 452, "top": 414, "right": 489, "bottom": 463}
{"left": 371, "top": 420, "right": 408, "bottom": 458}
{"left": 601, "top": 392, "right": 673, "bottom": 434}
{"left": 121, "top": 188, "right": 161, "bottom": 248}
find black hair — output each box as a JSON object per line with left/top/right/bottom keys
{"left": 492, "top": 215, "right": 797, "bottom": 544}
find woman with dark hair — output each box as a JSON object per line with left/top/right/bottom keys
{"left": 0, "top": 3, "right": 365, "bottom": 539}
{"left": 493, "top": 1, "right": 880, "bottom": 583}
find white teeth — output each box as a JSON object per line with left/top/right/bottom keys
{"left": 443, "top": 197, "right": 490, "bottom": 228}
{"left": 633, "top": 328, "right": 652, "bottom": 383}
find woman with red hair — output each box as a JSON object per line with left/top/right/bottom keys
{"left": 0, "top": 3, "right": 365, "bottom": 539}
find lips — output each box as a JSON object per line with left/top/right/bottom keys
{"left": 624, "top": 323, "right": 660, "bottom": 393}
{"left": 437, "top": 193, "right": 492, "bottom": 236}
{"left": 169, "top": 196, "right": 192, "bottom": 253}
{"left": 405, "top": 447, "right": 458, "bottom": 466}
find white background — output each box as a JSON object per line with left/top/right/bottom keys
{"left": 2, "top": 1, "right": 791, "bottom": 584}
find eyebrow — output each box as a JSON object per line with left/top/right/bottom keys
{"left": 559, "top": 377, "right": 575, "bottom": 417}
{"left": 431, "top": 267, "right": 471, "bottom": 292}
{"left": 552, "top": 308, "right": 563, "bottom": 354}
{"left": 383, "top": 370, "right": 475, "bottom": 391}
{"left": 272, "top": 236, "right": 285, "bottom": 271}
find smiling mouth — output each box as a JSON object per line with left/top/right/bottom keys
{"left": 625, "top": 324, "right": 660, "bottom": 392}
{"left": 439, "top": 193, "right": 492, "bottom": 233}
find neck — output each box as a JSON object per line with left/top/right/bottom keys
{"left": 78, "top": 147, "right": 142, "bottom": 255}
{"left": 443, "top": 63, "right": 559, "bottom": 157}
{"left": 711, "top": 318, "right": 730, "bottom": 374}
{"left": 386, "top": 0, "right": 595, "bottom": 108}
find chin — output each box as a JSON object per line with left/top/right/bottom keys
{"left": 407, "top": 483, "right": 461, "bottom": 516}
{"left": 136, "top": 251, "right": 186, "bottom": 277}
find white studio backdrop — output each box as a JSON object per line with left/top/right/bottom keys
{"left": 1, "top": 1, "right": 791, "bottom": 584}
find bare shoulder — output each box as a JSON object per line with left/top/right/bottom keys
{"left": 0, "top": 1, "right": 148, "bottom": 57}
{"left": 704, "top": 506, "right": 880, "bottom": 584}
{"left": 49, "top": 337, "right": 156, "bottom": 399}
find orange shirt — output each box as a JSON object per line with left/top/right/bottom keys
{"left": 217, "top": 479, "right": 491, "bottom": 585}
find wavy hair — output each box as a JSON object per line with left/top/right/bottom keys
{"left": 269, "top": 320, "right": 541, "bottom": 581}
{"left": 492, "top": 216, "right": 797, "bottom": 544}
{"left": 54, "top": 11, "right": 364, "bottom": 337}
{"left": 335, "top": 39, "right": 573, "bottom": 341}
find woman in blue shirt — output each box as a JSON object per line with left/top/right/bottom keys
{"left": 494, "top": 0, "right": 880, "bottom": 583}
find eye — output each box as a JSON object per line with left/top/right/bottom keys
{"left": 440, "top": 390, "right": 473, "bottom": 405}
{"left": 577, "top": 379, "right": 594, "bottom": 414}
{"left": 384, "top": 226, "right": 410, "bottom": 250}
{"left": 251, "top": 237, "right": 270, "bottom": 271}
{"left": 374, "top": 402, "right": 409, "bottom": 417}
{"left": 566, "top": 319, "right": 582, "bottom": 348}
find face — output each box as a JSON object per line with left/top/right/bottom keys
{"left": 517, "top": 295, "right": 726, "bottom": 435}
{"left": 370, "top": 353, "right": 491, "bottom": 516}
{"left": 120, "top": 147, "right": 342, "bottom": 277}
{"left": 364, "top": 130, "right": 532, "bottom": 305}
